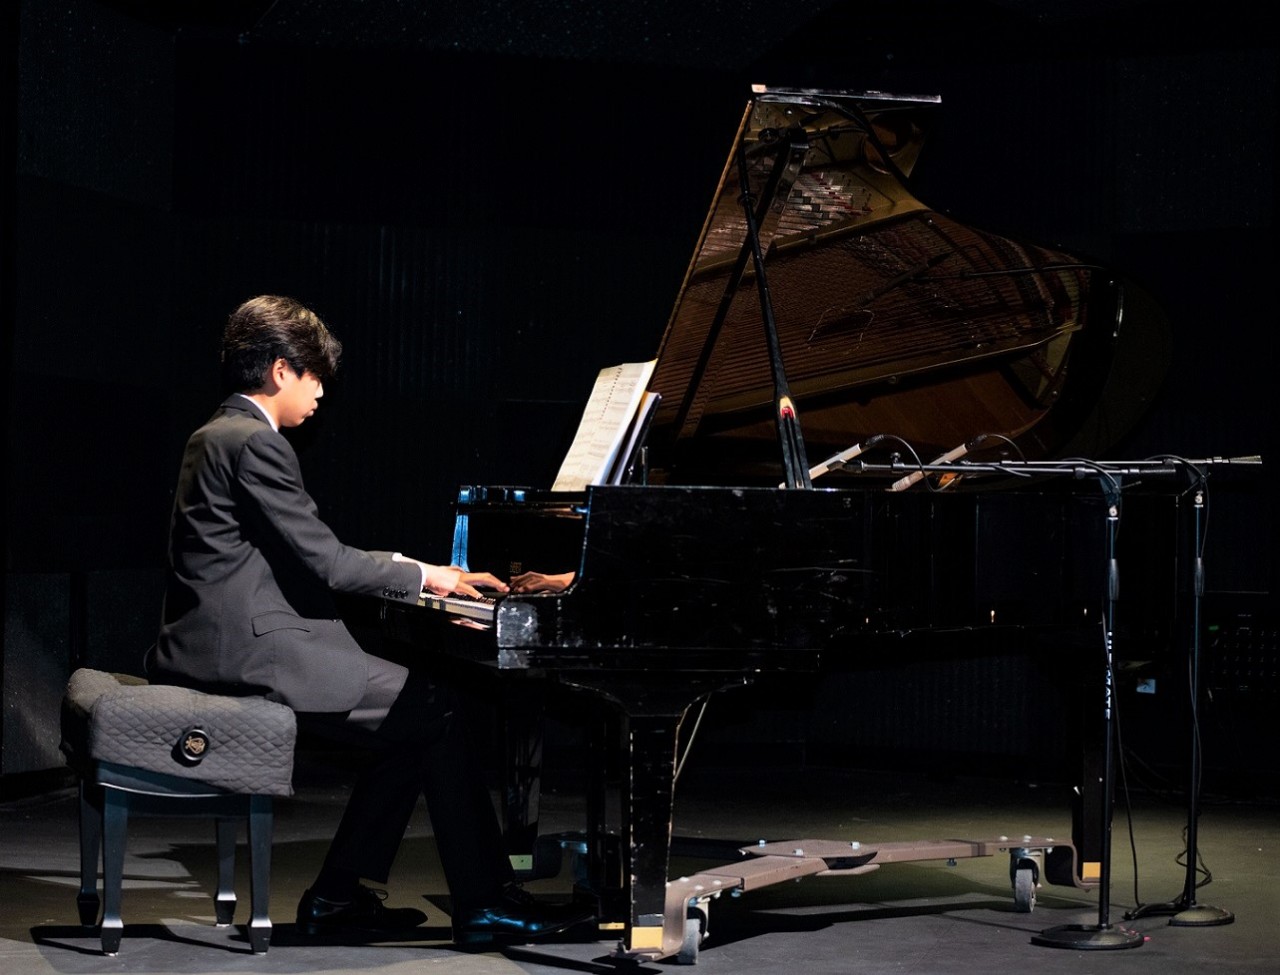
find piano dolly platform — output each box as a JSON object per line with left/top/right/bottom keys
{"left": 533, "top": 830, "right": 1092, "bottom": 964}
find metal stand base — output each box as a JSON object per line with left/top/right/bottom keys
{"left": 1171, "top": 904, "right": 1235, "bottom": 927}
{"left": 1128, "top": 897, "right": 1236, "bottom": 926}
{"left": 1032, "top": 923, "right": 1144, "bottom": 950}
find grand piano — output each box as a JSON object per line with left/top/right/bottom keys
{"left": 381, "top": 86, "right": 1176, "bottom": 961}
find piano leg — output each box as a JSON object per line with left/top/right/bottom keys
{"left": 623, "top": 710, "right": 683, "bottom": 956}
{"left": 584, "top": 709, "right": 622, "bottom": 908}
{"left": 500, "top": 681, "right": 544, "bottom": 875}
{"left": 562, "top": 674, "right": 748, "bottom": 961}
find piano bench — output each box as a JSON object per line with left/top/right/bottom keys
{"left": 59, "top": 668, "right": 297, "bottom": 955}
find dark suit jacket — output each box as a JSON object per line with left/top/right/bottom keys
{"left": 145, "top": 395, "right": 423, "bottom": 712}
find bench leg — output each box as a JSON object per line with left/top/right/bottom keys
{"left": 246, "top": 795, "right": 273, "bottom": 954}
{"left": 215, "top": 818, "right": 238, "bottom": 926}
{"left": 100, "top": 789, "right": 128, "bottom": 955}
{"left": 76, "top": 781, "right": 102, "bottom": 927}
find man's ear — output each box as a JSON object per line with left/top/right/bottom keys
{"left": 266, "top": 357, "right": 291, "bottom": 391}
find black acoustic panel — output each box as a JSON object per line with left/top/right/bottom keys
{"left": 9, "top": 176, "right": 177, "bottom": 572}
{"left": 17, "top": 1, "right": 174, "bottom": 206}
{"left": 804, "top": 631, "right": 1089, "bottom": 779}
{"left": 82, "top": 569, "right": 166, "bottom": 678}
{"left": 241, "top": 0, "right": 840, "bottom": 71}
{"left": 2, "top": 574, "right": 71, "bottom": 776}
{"left": 6, "top": 371, "right": 172, "bottom": 571}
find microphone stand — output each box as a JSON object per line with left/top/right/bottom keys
{"left": 1126, "top": 480, "right": 1234, "bottom": 926}
{"left": 819, "top": 450, "right": 1258, "bottom": 942}
{"left": 1031, "top": 474, "right": 1143, "bottom": 950}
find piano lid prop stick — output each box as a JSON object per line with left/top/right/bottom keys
{"left": 889, "top": 442, "right": 969, "bottom": 492}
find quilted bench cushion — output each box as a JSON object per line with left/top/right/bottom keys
{"left": 62, "top": 669, "right": 296, "bottom": 797}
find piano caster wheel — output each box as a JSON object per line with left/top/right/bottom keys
{"left": 677, "top": 905, "right": 708, "bottom": 965}
{"left": 1013, "top": 864, "right": 1038, "bottom": 913}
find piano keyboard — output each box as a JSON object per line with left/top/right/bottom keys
{"left": 418, "top": 592, "right": 498, "bottom": 625}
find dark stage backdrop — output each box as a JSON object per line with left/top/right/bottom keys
{"left": 3, "top": 0, "right": 1276, "bottom": 792}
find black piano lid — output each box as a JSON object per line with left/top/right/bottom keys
{"left": 644, "top": 86, "right": 1169, "bottom": 487}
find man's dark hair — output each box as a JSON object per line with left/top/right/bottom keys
{"left": 221, "top": 295, "right": 343, "bottom": 392}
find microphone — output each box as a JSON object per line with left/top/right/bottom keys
{"left": 889, "top": 440, "right": 969, "bottom": 492}
{"left": 1209, "top": 455, "right": 1262, "bottom": 465}
{"left": 806, "top": 435, "right": 887, "bottom": 482}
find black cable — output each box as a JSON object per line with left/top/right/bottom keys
{"left": 966, "top": 432, "right": 1028, "bottom": 464}
{"left": 871, "top": 434, "right": 947, "bottom": 492}
{"left": 1122, "top": 457, "right": 1221, "bottom": 919}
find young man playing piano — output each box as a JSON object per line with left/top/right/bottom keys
{"left": 145, "top": 295, "right": 586, "bottom": 944}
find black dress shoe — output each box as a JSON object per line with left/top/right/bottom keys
{"left": 452, "top": 884, "right": 592, "bottom": 946}
{"left": 296, "top": 885, "right": 427, "bottom": 937}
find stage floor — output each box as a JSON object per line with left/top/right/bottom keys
{"left": 2, "top": 759, "right": 1275, "bottom": 974}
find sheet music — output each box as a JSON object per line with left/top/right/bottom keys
{"left": 551, "top": 360, "right": 657, "bottom": 492}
